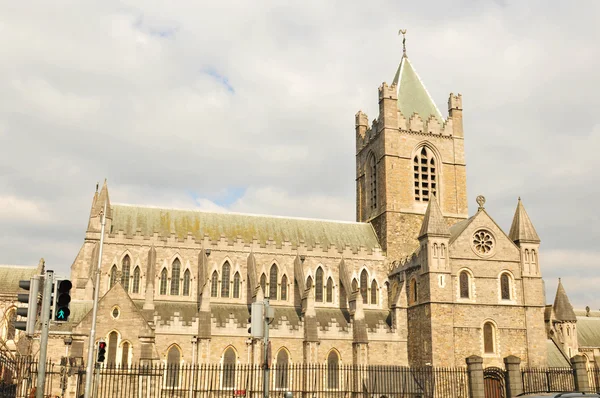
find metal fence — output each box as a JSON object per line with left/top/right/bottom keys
{"left": 521, "top": 367, "right": 575, "bottom": 394}
{"left": 590, "top": 367, "right": 600, "bottom": 393}
{"left": 7, "top": 361, "right": 470, "bottom": 398}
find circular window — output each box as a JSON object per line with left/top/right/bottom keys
{"left": 472, "top": 230, "right": 495, "bottom": 257}
{"left": 111, "top": 306, "right": 120, "bottom": 319}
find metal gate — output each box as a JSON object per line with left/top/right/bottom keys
{"left": 484, "top": 367, "right": 506, "bottom": 398}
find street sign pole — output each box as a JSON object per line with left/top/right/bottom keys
{"left": 263, "top": 298, "right": 270, "bottom": 398}
{"left": 36, "top": 269, "right": 54, "bottom": 398}
{"left": 84, "top": 202, "right": 107, "bottom": 398}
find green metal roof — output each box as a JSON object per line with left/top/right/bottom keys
{"left": 0, "top": 265, "right": 41, "bottom": 296}
{"left": 576, "top": 316, "right": 600, "bottom": 347}
{"left": 546, "top": 339, "right": 570, "bottom": 367}
{"left": 392, "top": 56, "right": 444, "bottom": 124}
{"left": 110, "top": 204, "right": 380, "bottom": 252}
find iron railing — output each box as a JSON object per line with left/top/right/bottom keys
{"left": 521, "top": 367, "right": 575, "bottom": 394}
{"left": 589, "top": 367, "right": 600, "bottom": 393}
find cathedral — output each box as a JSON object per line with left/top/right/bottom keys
{"left": 9, "top": 46, "right": 560, "bottom": 369}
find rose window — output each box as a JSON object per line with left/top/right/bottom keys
{"left": 473, "top": 230, "right": 494, "bottom": 255}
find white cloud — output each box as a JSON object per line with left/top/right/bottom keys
{"left": 0, "top": 195, "right": 54, "bottom": 223}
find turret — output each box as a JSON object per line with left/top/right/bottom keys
{"left": 509, "top": 198, "right": 541, "bottom": 277}
{"left": 87, "top": 179, "right": 112, "bottom": 233}
{"left": 448, "top": 93, "right": 463, "bottom": 138}
{"left": 552, "top": 279, "right": 578, "bottom": 358}
{"left": 418, "top": 197, "right": 450, "bottom": 274}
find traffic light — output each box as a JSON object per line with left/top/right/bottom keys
{"left": 248, "top": 302, "right": 264, "bottom": 338}
{"left": 53, "top": 279, "right": 72, "bottom": 322}
{"left": 97, "top": 340, "right": 107, "bottom": 363}
{"left": 14, "top": 276, "right": 41, "bottom": 336}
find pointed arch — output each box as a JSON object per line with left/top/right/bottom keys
{"left": 326, "top": 277, "right": 333, "bottom": 303}
{"left": 459, "top": 270, "right": 471, "bottom": 299}
{"left": 483, "top": 321, "right": 496, "bottom": 354}
{"left": 170, "top": 258, "right": 181, "bottom": 295}
{"left": 413, "top": 144, "right": 438, "bottom": 202}
{"left": 183, "top": 269, "right": 191, "bottom": 296}
{"left": 107, "top": 330, "right": 119, "bottom": 365}
{"left": 233, "top": 272, "right": 241, "bottom": 298}
{"left": 370, "top": 279, "right": 378, "bottom": 305}
{"left": 121, "top": 255, "right": 131, "bottom": 292}
{"left": 368, "top": 152, "right": 377, "bottom": 210}
{"left": 166, "top": 344, "right": 181, "bottom": 388}
{"left": 109, "top": 265, "right": 118, "bottom": 289}
{"left": 306, "top": 275, "right": 313, "bottom": 290}
{"left": 211, "top": 271, "right": 219, "bottom": 298}
{"left": 121, "top": 341, "right": 131, "bottom": 368}
{"left": 327, "top": 349, "right": 340, "bottom": 389}
{"left": 315, "top": 267, "right": 324, "bottom": 302}
{"left": 409, "top": 278, "right": 417, "bottom": 305}
{"left": 500, "top": 272, "right": 511, "bottom": 300}
{"left": 351, "top": 278, "right": 358, "bottom": 293}
{"left": 280, "top": 275, "right": 288, "bottom": 301}
{"left": 221, "top": 261, "right": 231, "bottom": 298}
{"left": 275, "top": 348, "right": 290, "bottom": 389}
{"left": 360, "top": 269, "right": 368, "bottom": 304}
{"left": 132, "top": 266, "right": 141, "bottom": 294}
{"left": 269, "top": 264, "right": 278, "bottom": 300}
{"left": 222, "top": 346, "right": 237, "bottom": 388}
{"left": 159, "top": 268, "right": 168, "bottom": 295}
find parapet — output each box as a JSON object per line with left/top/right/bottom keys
{"left": 448, "top": 93, "right": 462, "bottom": 111}
{"left": 378, "top": 82, "right": 398, "bottom": 101}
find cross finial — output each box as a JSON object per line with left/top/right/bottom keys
{"left": 476, "top": 195, "right": 486, "bottom": 211}
{"left": 398, "top": 29, "right": 407, "bottom": 57}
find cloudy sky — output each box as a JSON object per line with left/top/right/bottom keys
{"left": 1, "top": 1, "right": 598, "bottom": 309}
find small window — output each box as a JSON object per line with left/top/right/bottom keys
{"left": 183, "top": 269, "right": 191, "bottom": 296}
{"left": 315, "top": 268, "right": 324, "bottom": 302}
{"left": 351, "top": 279, "right": 358, "bottom": 293}
{"left": 280, "top": 275, "right": 287, "bottom": 301}
{"left": 171, "top": 259, "right": 181, "bottom": 296}
{"left": 159, "top": 269, "right": 168, "bottom": 295}
{"left": 260, "top": 273, "right": 267, "bottom": 295}
{"left": 121, "top": 342, "right": 130, "bottom": 368}
{"left": 360, "top": 270, "right": 368, "bottom": 304}
{"left": 369, "top": 153, "right": 377, "bottom": 210}
{"left": 370, "top": 280, "right": 378, "bottom": 305}
{"left": 107, "top": 331, "right": 118, "bottom": 366}
{"left": 269, "top": 264, "right": 278, "bottom": 300}
{"left": 132, "top": 266, "right": 140, "bottom": 294}
{"left": 483, "top": 322, "right": 495, "bottom": 354}
{"left": 306, "top": 276, "right": 313, "bottom": 290}
{"left": 409, "top": 278, "right": 417, "bottom": 305}
{"left": 233, "top": 272, "right": 241, "bottom": 299}
{"left": 109, "top": 265, "right": 118, "bottom": 289}
{"left": 459, "top": 271, "right": 470, "bottom": 299}
{"left": 327, "top": 351, "right": 340, "bottom": 389}
{"left": 326, "top": 278, "right": 333, "bottom": 303}
{"left": 222, "top": 347, "right": 236, "bottom": 388}
{"left": 112, "top": 307, "right": 120, "bottom": 319}
{"left": 221, "top": 262, "right": 231, "bottom": 298}
{"left": 500, "top": 274, "right": 511, "bottom": 300}
{"left": 166, "top": 345, "right": 181, "bottom": 388}
{"left": 121, "top": 255, "right": 131, "bottom": 292}
{"left": 211, "top": 271, "right": 219, "bottom": 298}
{"left": 275, "top": 349, "right": 289, "bottom": 389}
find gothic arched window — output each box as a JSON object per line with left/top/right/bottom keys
{"left": 370, "top": 280, "right": 378, "bottom": 305}
{"left": 170, "top": 259, "right": 181, "bottom": 295}
{"left": 275, "top": 349, "right": 289, "bottom": 389}
{"left": 352, "top": 278, "right": 358, "bottom": 293}
{"left": 340, "top": 281, "right": 347, "bottom": 307}
{"left": 222, "top": 347, "right": 236, "bottom": 388}
{"left": 121, "top": 255, "right": 131, "bottom": 292}
{"left": 121, "top": 341, "right": 130, "bottom": 368}
{"left": 221, "top": 262, "right": 231, "bottom": 298}
{"left": 315, "top": 268, "right": 324, "bottom": 302}
{"left": 369, "top": 153, "right": 377, "bottom": 210}
{"left": 326, "top": 277, "right": 333, "bottom": 303}
{"left": 233, "top": 272, "right": 241, "bottom": 298}
{"left": 269, "top": 264, "right": 278, "bottom": 300}
{"left": 459, "top": 271, "right": 470, "bottom": 299}
{"left": 327, "top": 350, "right": 340, "bottom": 389}
{"left": 183, "top": 269, "right": 191, "bottom": 296}
{"left": 360, "top": 270, "right": 368, "bottom": 304}
{"left": 132, "top": 266, "right": 140, "bottom": 294}
{"left": 260, "top": 273, "right": 267, "bottom": 295}
{"left": 159, "top": 269, "right": 168, "bottom": 295}
{"left": 107, "top": 331, "right": 118, "bottom": 366}
{"left": 109, "top": 265, "right": 117, "bottom": 289}
{"left": 211, "top": 271, "right": 219, "bottom": 298}
{"left": 306, "top": 276, "right": 313, "bottom": 290}
{"left": 500, "top": 273, "right": 511, "bottom": 300}
{"left": 166, "top": 345, "right": 181, "bottom": 388}
{"left": 280, "top": 275, "right": 288, "bottom": 301}
{"left": 414, "top": 146, "right": 437, "bottom": 202}
{"left": 483, "top": 322, "right": 496, "bottom": 354}
{"left": 409, "top": 278, "right": 417, "bottom": 305}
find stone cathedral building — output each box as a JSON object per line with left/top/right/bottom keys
{"left": 40, "top": 48, "right": 551, "bottom": 369}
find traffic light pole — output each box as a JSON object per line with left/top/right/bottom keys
{"left": 84, "top": 202, "right": 107, "bottom": 398}
{"left": 263, "top": 298, "right": 270, "bottom": 398}
{"left": 36, "top": 269, "right": 54, "bottom": 398}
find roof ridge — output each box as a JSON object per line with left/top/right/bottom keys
{"left": 112, "top": 203, "right": 365, "bottom": 225}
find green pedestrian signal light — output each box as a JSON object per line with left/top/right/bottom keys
{"left": 53, "top": 279, "right": 72, "bottom": 323}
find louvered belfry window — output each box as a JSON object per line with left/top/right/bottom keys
{"left": 414, "top": 146, "right": 437, "bottom": 202}
{"left": 369, "top": 154, "right": 377, "bottom": 209}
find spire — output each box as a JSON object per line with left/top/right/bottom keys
{"left": 508, "top": 198, "right": 540, "bottom": 244}
{"left": 391, "top": 51, "right": 444, "bottom": 124}
{"left": 418, "top": 197, "right": 450, "bottom": 239}
{"left": 92, "top": 179, "right": 112, "bottom": 220}
{"left": 553, "top": 279, "right": 577, "bottom": 322}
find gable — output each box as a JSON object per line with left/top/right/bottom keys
{"left": 449, "top": 210, "right": 520, "bottom": 262}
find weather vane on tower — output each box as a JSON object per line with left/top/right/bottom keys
{"left": 398, "top": 29, "right": 407, "bottom": 57}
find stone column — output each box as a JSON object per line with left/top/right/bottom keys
{"left": 503, "top": 355, "right": 523, "bottom": 397}
{"left": 466, "top": 355, "right": 485, "bottom": 398}
{"left": 571, "top": 355, "right": 590, "bottom": 392}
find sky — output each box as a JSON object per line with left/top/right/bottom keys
{"left": 0, "top": 0, "right": 598, "bottom": 309}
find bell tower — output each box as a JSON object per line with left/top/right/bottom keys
{"left": 355, "top": 36, "right": 468, "bottom": 260}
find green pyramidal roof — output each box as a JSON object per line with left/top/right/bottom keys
{"left": 392, "top": 56, "right": 444, "bottom": 124}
